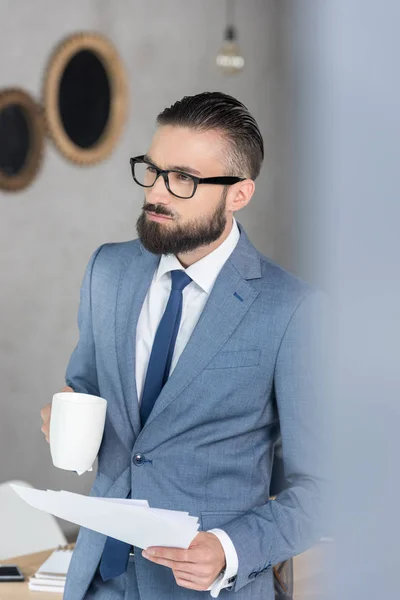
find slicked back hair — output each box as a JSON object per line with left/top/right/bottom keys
{"left": 156, "top": 92, "right": 264, "bottom": 180}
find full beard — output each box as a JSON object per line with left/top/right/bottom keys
{"left": 136, "top": 190, "right": 228, "bottom": 255}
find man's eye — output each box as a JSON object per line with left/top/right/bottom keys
{"left": 146, "top": 166, "right": 157, "bottom": 174}
{"left": 177, "top": 173, "right": 191, "bottom": 182}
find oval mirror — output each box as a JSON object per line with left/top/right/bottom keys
{"left": 0, "top": 89, "right": 45, "bottom": 192}
{"left": 43, "top": 33, "right": 128, "bottom": 165}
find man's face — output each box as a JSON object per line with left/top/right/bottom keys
{"left": 136, "top": 125, "right": 232, "bottom": 256}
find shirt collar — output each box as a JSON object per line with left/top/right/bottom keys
{"left": 155, "top": 217, "right": 240, "bottom": 294}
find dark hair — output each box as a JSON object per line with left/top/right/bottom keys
{"left": 156, "top": 92, "right": 264, "bottom": 180}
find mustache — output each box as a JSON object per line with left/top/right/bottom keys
{"left": 143, "top": 205, "right": 174, "bottom": 218}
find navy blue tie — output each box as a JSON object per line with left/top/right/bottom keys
{"left": 99, "top": 269, "right": 192, "bottom": 581}
{"left": 140, "top": 269, "right": 193, "bottom": 426}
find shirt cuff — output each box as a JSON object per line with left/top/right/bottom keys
{"left": 206, "top": 528, "right": 238, "bottom": 597}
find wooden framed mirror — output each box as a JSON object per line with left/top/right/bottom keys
{"left": 43, "top": 32, "right": 128, "bottom": 165}
{"left": 0, "top": 89, "right": 45, "bottom": 192}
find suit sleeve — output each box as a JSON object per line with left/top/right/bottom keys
{"left": 65, "top": 245, "right": 106, "bottom": 396}
{"left": 221, "top": 290, "right": 330, "bottom": 592}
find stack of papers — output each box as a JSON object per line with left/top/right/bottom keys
{"left": 11, "top": 484, "right": 200, "bottom": 551}
{"left": 28, "top": 546, "right": 73, "bottom": 593}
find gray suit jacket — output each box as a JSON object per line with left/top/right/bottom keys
{"left": 63, "top": 221, "right": 326, "bottom": 599}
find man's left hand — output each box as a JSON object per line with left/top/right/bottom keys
{"left": 142, "top": 532, "right": 226, "bottom": 591}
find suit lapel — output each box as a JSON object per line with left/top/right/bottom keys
{"left": 115, "top": 246, "right": 159, "bottom": 439}
{"left": 140, "top": 222, "right": 262, "bottom": 431}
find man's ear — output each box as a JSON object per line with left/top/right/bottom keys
{"left": 227, "top": 179, "right": 255, "bottom": 211}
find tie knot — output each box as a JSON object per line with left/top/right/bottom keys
{"left": 170, "top": 269, "right": 192, "bottom": 292}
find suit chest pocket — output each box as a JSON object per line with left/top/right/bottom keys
{"left": 204, "top": 349, "right": 260, "bottom": 370}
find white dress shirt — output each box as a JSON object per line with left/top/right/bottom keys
{"left": 135, "top": 217, "right": 240, "bottom": 596}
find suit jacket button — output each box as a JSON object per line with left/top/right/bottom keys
{"left": 133, "top": 453, "right": 145, "bottom": 466}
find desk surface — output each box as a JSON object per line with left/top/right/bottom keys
{"left": 0, "top": 548, "right": 60, "bottom": 600}
{"left": 0, "top": 544, "right": 326, "bottom": 599}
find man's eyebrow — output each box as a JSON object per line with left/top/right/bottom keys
{"left": 172, "top": 164, "right": 202, "bottom": 176}
{"left": 143, "top": 153, "right": 155, "bottom": 164}
{"left": 144, "top": 154, "right": 201, "bottom": 177}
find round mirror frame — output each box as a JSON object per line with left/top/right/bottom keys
{"left": 0, "top": 88, "right": 45, "bottom": 192}
{"left": 43, "top": 32, "right": 128, "bottom": 165}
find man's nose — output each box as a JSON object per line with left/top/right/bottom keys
{"left": 147, "top": 174, "right": 171, "bottom": 201}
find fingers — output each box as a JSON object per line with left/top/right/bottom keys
{"left": 142, "top": 534, "right": 225, "bottom": 591}
{"left": 40, "top": 388, "right": 73, "bottom": 444}
{"left": 143, "top": 547, "right": 196, "bottom": 563}
{"left": 143, "top": 555, "right": 206, "bottom": 576}
{"left": 40, "top": 422, "right": 50, "bottom": 443}
{"left": 40, "top": 403, "right": 51, "bottom": 443}
{"left": 173, "top": 571, "right": 210, "bottom": 591}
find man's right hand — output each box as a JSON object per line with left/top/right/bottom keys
{"left": 40, "top": 386, "right": 74, "bottom": 443}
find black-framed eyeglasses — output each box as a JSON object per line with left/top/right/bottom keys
{"left": 130, "top": 155, "right": 245, "bottom": 199}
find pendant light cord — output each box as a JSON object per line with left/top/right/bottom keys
{"left": 225, "top": 0, "right": 237, "bottom": 40}
{"left": 226, "top": 0, "right": 235, "bottom": 27}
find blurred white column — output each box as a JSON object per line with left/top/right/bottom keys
{"left": 289, "top": 1, "right": 400, "bottom": 598}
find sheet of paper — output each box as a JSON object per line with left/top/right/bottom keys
{"left": 35, "top": 548, "right": 72, "bottom": 576}
{"left": 11, "top": 484, "right": 199, "bottom": 550}
{"left": 100, "top": 497, "right": 149, "bottom": 508}
{"left": 54, "top": 491, "right": 197, "bottom": 524}
{"left": 57, "top": 492, "right": 195, "bottom": 523}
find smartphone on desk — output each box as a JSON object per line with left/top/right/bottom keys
{"left": 0, "top": 565, "right": 25, "bottom": 582}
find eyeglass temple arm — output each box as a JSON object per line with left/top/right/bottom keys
{"left": 198, "top": 176, "right": 246, "bottom": 184}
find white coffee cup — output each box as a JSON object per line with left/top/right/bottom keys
{"left": 50, "top": 392, "right": 107, "bottom": 473}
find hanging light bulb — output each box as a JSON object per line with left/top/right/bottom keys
{"left": 216, "top": 0, "right": 244, "bottom": 74}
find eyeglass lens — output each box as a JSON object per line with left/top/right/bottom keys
{"left": 133, "top": 162, "right": 195, "bottom": 198}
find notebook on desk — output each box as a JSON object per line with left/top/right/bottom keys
{"left": 28, "top": 545, "right": 73, "bottom": 593}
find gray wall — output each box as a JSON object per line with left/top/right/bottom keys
{"left": 0, "top": 0, "right": 286, "bottom": 538}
